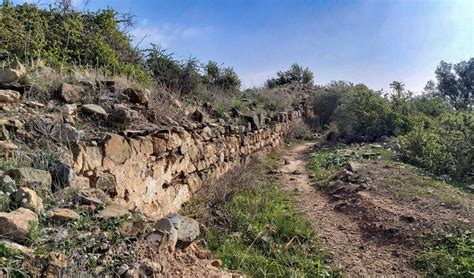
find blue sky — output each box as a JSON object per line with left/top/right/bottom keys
{"left": 15, "top": 0, "right": 474, "bottom": 92}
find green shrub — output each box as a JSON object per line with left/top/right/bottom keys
{"left": 311, "top": 81, "right": 353, "bottom": 128}
{"left": 0, "top": 3, "right": 149, "bottom": 82}
{"left": 333, "top": 84, "right": 399, "bottom": 142}
{"left": 265, "top": 63, "right": 314, "bottom": 88}
{"left": 397, "top": 111, "right": 474, "bottom": 179}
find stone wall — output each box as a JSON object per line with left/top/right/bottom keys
{"left": 72, "top": 109, "right": 303, "bottom": 219}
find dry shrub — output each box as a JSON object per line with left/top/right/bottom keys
{"left": 284, "top": 121, "right": 314, "bottom": 142}
{"left": 146, "top": 84, "right": 186, "bottom": 125}
{"left": 183, "top": 160, "right": 264, "bottom": 223}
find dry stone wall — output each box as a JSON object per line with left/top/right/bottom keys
{"left": 72, "top": 109, "right": 303, "bottom": 219}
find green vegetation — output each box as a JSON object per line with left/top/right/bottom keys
{"left": 205, "top": 183, "right": 337, "bottom": 277}
{"left": 0, "top": 1, "right": 148, "bottom": 82}
{"left": 310, "top": 58, "right": 473, "bottom": 180}
{"left": 186, "top": 157, "right": 339, "bottom": 277}
{"left": 414, "top": 231, "right": 474, "bottom": 277}
{"left": 266, "top": 63, "right": 314, "bottom": 89}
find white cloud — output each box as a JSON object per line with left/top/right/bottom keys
{"left": 130, "top": 21, "right": 213, "bottom": 49}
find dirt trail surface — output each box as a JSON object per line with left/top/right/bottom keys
{"left": 277, "top": 142, "right": 420, "bottom": 276}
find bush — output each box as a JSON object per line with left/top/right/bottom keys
{"left": 311, "top": 81, "right": 353, "bottom": 128}
{"left": 414, "top": 231, "right": 473, "bottom": 277}
{"left": 397, "top": 111, "right": 474, "bottom": 179}
{"left": 0, "top": 2, "right": 149, "bottom": 82}
{"left": 265, "top": 63, "right": 314, "bottom": 88}
{"left": 333, "top": 84, "right": 399, "bottom": 142}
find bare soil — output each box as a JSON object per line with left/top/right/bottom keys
{"left": 276, "top": 142, "right": 473, "bottom": 277}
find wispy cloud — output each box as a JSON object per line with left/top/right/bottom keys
{"left": 131, "top": 20, "right": 213, "bottom": 49}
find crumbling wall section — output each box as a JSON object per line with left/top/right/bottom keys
{"left": 72, "top": 110, "right": 303, "bottom": 219}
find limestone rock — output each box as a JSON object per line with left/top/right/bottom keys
{"left": 124, "top": 88, "right": 149, "bottom": 105}
{"left": 0, "top": 239, "right": 33, "bottom": 255}
{"left": 76, "top": 190, "right": 103, "bottom": 206}
{"left": 97, "top": 204, "right": 129, "bottom": 219}
{"left": 14, "top": 187, "right": 44, "bottom": 212}
{"left": 59, "top": 83, "right": 83, "bottom": 104}
{"left": 0, "top": 90, "right": 21, "bottom": 103}
{"left": 6, "top": 167, "right": 52, "bottom": 189}
{"left": 47, "top": 208, "right": 80, "bottom": 221}
{"left": 0, "top": 61, "right": 26, "bottom": 83}
{"left": 81, "top": 104, "right": 107, "bottom": 116}
{"left": 50, "top": 162, "right": 76, "bottom": 191}
{"left": 0, "top": 175, "right": 17, "bottom": 194}
{"left": 139, "top": 260, "right": 162, "bottom": 275}
{"left": 176, "top": 216, "right": 200, "bottom": 244}
{"left": 109, "top": 104, "right": 138, "bottom": 129}
{"left": 150, "top": 218, "right": 178, "bottom": 250}
{"left": 346, "top": 161, "right": 363, "bottom": 173}
{"left": 0, "top": 207, "right": 38, "bottom": 242}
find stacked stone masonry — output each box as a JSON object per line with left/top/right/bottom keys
{"left": 72, "top": 109, "right": 303, "bottom": 219}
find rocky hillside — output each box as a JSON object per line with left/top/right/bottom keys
{"left": 0, "top": 61, "right": 307, "bottom": 276}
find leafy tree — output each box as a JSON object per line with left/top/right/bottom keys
{"left": 312, "top": 81, "right": 353, "bottom": 127}
{"left": 434, "top": 58, "right": 473, "bottom": 110}
{"left": 265, "top": 63, "right": 314, "bottom": 88}
{"left": 203, "top": 60, "right": 220, "bottom": 83}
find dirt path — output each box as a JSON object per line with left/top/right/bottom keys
{"left": 277, "top": 142, "right": 420, "bottom": 277}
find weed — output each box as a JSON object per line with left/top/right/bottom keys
{"left": 203, "top": 181, "right": 339, "bottom": 277}
{"left": 413, "top": 231, "right": 473, "bottom": 277}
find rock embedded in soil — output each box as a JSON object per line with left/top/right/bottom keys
{"left": 47, "top": 207, "right": 80, "bottom": 221}
{"left": 59, "top": 83, "right": 84, "bottom": 104}
{"left": 0, "top": 239, "right": 33, "bottom": 254}
{"left": 0, "top": 61, "right": 26, "bottom": 83}
{"left": 0, "top": 207, "right": 38, "bottom": 242}
{"left": 152, "top": 217, "right": 179, "bottom": 250}
{"left": 50, "top": 123, "right": 80, "bottom": 144}
{"left": 6, "top": 167, "right": 52, "bottom": 190}
{"left": 14, "top": 187, "right": 44, "bottom": 212}
{"left": 176, "top": 216, "right": 200, "bottom": 244}
{"left": 124, "top": 88, "right": 149, "bottom": 105}
{"left": 0, "top": 89, "right": 21, "bottom": 103}
{"left": 97, "top": 204, "right": 129, "bottom": 219}
{"left": 0, "top": 174, "right": 17, "bottom": 194}
{"left": 81, "top": 104, "right": 108, "bottom": 116}
{"left": 346, "top": 161, "right": 363, "bottom": 173}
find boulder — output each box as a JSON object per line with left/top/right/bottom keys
{"left": 0, "top": 90, "right": 21, "bottom": 103}
{"left": 47, "top": 208, "right": 80, "bottom": 221}
{"left": 0, "top": 175, "right": 17, "bottom": 194}
{"left": 244, "top": 115, "right": 260, "bottom": 130}
{"left": 14, "top": 187, "right": 44, "bottom": 212}
{"left": 109, "top": 104, "right": 138, "bottom": 129}
{"left": 123, "top": 88, "right": 149, "bottom": 105}
{"left": 0, "top": 61, "right": 26, "bottom": 83}
{"left": 81, "top": 104, "right": 107, "bottom": 116}
{"left": 0, "top": 207, "right": 38, "bottom": 242}
{"left": 176, "top": 216, "right": 200, "bottom": 244}
{"left": 50, "top": 163, "right": 76, "bottom": 191}
{"left": 59, "top": 83, "right": 83, "bottom": 104}
{"left": 6, "top": 167, "right": 52, "bottom": 190}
